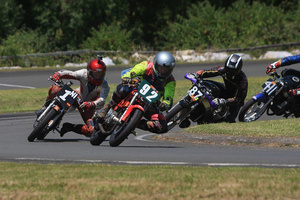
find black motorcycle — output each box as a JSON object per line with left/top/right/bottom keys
{"left": 165, "top": 73, "right": 228, "bottom": 130}
{"left": 239, "top": 69, "right": 300, "bottom": 122}
{"left": 27, "top": 79, "right": 82, "bottom": 142}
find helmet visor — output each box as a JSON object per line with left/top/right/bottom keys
{"left": 156, "top": 65, "right": 174, "bottom": 79}
{"left": 89, "top": 71, "right": 105, "bottom": 81}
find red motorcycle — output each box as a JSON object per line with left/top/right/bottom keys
{"left": 90, "top": 78, "right": 161, "bottom": 147}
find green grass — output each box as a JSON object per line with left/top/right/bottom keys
{"left": 0, "top": 77, "right": 266, "bottom": 114}
{"left": 0, "top": 162, "right": 299, "bottom": 200}
{"left": 185, "top": 118, "right": 300, "bottom": 138}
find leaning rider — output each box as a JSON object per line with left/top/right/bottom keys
{"left": 37, "top": 56, "right": 110, "bottom": 137}
{"left": 97, "top": 51, "right": 176, "bottom": 133}
{"left": 266, "top": 54, "right": 300, "bottom": 96}
{"left": 189, "top": 54, "right": 248, "bottom": 123}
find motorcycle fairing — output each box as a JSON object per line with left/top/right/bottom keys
{"left": 56, "top": 84, "right": 79, "bottom": 109}
{"left": 281, "top": 75, "right": 300, "bottom": 89}
{"left": 120, "top": 105, "right": 145, "bottom": 122}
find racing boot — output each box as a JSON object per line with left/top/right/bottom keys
{"left": 60, "top": 122, "right": 82, "bottom": 137}
{"left": 137, "top": 119, "right": 167, "bottom": 133}
{"left": 98, "top": 92, "right": 121, "bottom": 119}
{"left": 98, "top": 104, "right": 111, "bottom": 119}
{"left": 179, "top": 118, "right": 191, "bottom": 128}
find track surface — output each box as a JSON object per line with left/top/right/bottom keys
{"left": 0, "top": 61, "right": 300, "bottom": 167}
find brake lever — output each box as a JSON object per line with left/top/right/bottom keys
{"left": 48, "top": 78, "right": 63, "bottom": 86}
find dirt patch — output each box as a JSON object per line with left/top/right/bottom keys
{"left": 154, "top": 131, "right": 300, "bottom": 148}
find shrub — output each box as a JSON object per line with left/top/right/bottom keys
{"left": 81, "top": 23, "right": 135, "bottom": 51}
{"left": 159, "top": 0, "right": 300, "bottom": 51}
{"left": 0, "top": 29, "right": 49, "bottom": 66}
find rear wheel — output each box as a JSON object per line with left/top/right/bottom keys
{"left": 90, "top": 130, "right": 107, "bottom": 146}
{"left": 109, "top": 109, "right": 143, "bottom": 147}
{"left": 239, "top": 99, "right": 268, "bottom": 122}
{"left": 27, "top": 109, "right": 58, "bottom": 142}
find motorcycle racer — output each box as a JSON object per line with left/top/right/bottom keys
{"left": 266, "top": 54, "right": 300, "bottom": 95}
{"left": 37, "top": 56, "right": 110, "bottom": 137}
{"left": 191, "top": 54, "right": 248, "bottom": 123}
{"left": 97, "top": 51, "right": 176, "bottom": 133}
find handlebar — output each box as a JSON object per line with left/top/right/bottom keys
{"left": 122, "top": 77, "right": 141, "bottom": 87}
{"left": 267, "top": 68, "right": 280, "bottom": 78}
{"left": 48, "top": 78, "right": 73, "bottom": 87}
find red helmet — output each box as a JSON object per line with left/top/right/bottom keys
{"left": 87, "top": 59, "right": 106, "bottom": 85}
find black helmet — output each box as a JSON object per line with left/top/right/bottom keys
{"left": 153, "top": 51, "right": 175, "bottom": 81}
{"left": 224, "top": 54, "right": 243, "bottom": 77}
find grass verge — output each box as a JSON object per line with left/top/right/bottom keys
{"left": 0, "top": 162, "right": 299, "bottom": 200}
{"left": 185, "top": 118, "right": 300, "bottom": 138}
{"left": 0, "top": 77, "right": 266, "bottom": 114}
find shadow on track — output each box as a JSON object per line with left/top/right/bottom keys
{"left": 36, "top": 139, "right": 90, "bottom": 142}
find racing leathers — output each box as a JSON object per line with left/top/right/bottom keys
{"left": 266, "top": 54, "right": 300, "bottom": 95}
{"left": 195, "top": 66, "right": 248, "bottom": 122}
{"left": 47, "top": 69, "right": 110, "bottom": 136}
{"left": 99, "top": 61, "right": 176, "bottom": 133}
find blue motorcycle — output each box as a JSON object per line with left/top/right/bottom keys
{"left": 239, "top": 69, "right": 300, "bottom": 122}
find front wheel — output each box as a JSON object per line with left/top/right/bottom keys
{"left": 109, "top": 109, "right": 143, "bottom": 147}
{"left": 165, "top": 103, "right": 188, "bottom": 130}
{"left": 27, "top": 109, "right": 58, "bottom": 142}
{"left": 238, "top": 99, "right": 268, "bottom": 122}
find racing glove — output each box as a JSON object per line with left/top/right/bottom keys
{"left": 122, "top": 77, "right": 132, "bottom": 85}
{"left": 289, "top": 88, "right": 300, "bottom": 96}
{"left": 50, "top": 72, "right": 61, "bottom": 82}
{"left": 79, "top": 101, "right": 96, "bottom": 110}
{"left": 159, "top": 101, "right": 169, "bottom": 112}
{"left": 266, "top": 60, "right": 281, "bottom": 75}
{"left": 212, "top": 98, "right": 226, "bottom": 112}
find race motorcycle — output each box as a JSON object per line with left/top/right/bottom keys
{"left": 27, "top": 79, "right": 82, "bottom": 142}
{"left": 90, "top": 77, "right": 161, "bottom": 147}
{"left": 165, "top": 73, "right": 228, "bottom": 131}
{"left": 239, "top": 69, "right": 300, "bottom": 122}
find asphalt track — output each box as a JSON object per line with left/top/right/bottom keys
{"left": 0, "top": 60, "right": 300, "bottom": 167}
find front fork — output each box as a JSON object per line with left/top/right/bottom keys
{"left": 36, "top": 99, "right": 64, "bottom": 130}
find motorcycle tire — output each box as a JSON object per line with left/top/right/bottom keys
{"left": 109, "top": 109, "right": 143, "bottom": 147}
{"left": 27, "top": 109, "right": 58, "bottom": 142}
{"left": 165, "top": 103, "right": 184, "bottom": 121}
{"left": 238, "top": 99, "right": 268, "bottom": 122}
{"left": 165, "top": 103, "right": 185, "bottom": 130}
{"left": 36, "top": 129, "right": 48, "bottom": 140}
{"left": 90, "top": 130, "right": 107, "bottom": 146}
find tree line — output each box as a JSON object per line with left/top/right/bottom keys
{"left": 0, "top": 0, "right": 299, "bottom": 59}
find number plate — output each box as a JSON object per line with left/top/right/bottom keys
{"left": 138, "top": 80, "right": 160, "bottom": 103}
{"left": 188, "top": 85, "right": 203, "bottom": 101}
{"left": 57, "top": 85, "right": 79, "bottom": 108}
{"left": 262, "top": 78, "right": 278, "bottom": 95}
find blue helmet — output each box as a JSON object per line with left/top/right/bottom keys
{"left": 153, "top": 51, "right": 175, "bottom": 80}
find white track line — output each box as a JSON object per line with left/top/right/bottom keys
{"left": 0, "top": 83, "right": 36, "bottom": 89}
{"left": 135, "top": 133, "right": 155, "bottom": 142}
{"left": 14, "top": 158, "right": 300, "bottom": 167}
